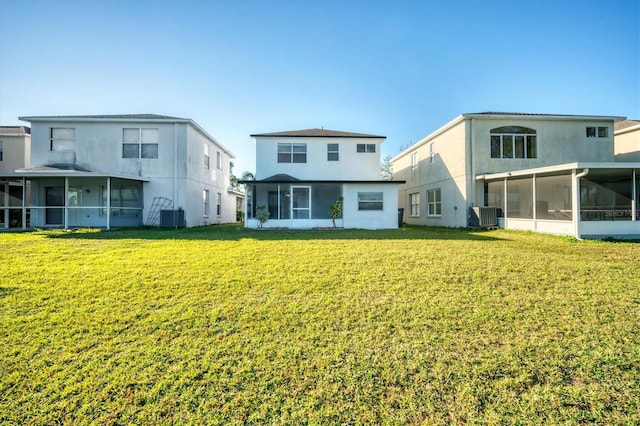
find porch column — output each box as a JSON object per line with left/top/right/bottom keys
{"left": 106, "top": 177, "right": 111, "bottom": 230}
{"left": 21, "top": 177, "right": 26, "bottom": 230}
{"left": 64, "top": 177, "right": 69, "bottom": 230}
{"left": 2, "top": 182, "right": 7, "bottom": 230}
{"left": 632, "top": 169, "right": 637, "bottom": 222}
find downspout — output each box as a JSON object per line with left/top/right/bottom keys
{"left": 21, "top": 177, "right": 26, "bottom": 230}
{"left": 106, "top": 177, "right": 111, "bottom": 230}
{"left": 174, "top": 123, "right": 178, "bottom": 228}
{"left": 469, "top": 118, "right": 475, "bottom": 225}
{"left": 573, "top": 168, "right": 589, "bottom": 239}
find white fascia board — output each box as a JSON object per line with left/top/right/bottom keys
{"left": 392, "top": 115, "right": 465, "bottom": 162}
{"left": 476, "top": 162, "right": 640, "bottom": 180}
{"left": 18, "top": 116, "right": 191, "bottom": 124}
{"left": 462, "top": 113, "right": 626, "bottom": 122}
{"left": 0, "top": 132, "right": 30, "bottom": 137}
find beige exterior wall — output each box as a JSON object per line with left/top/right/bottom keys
{"left": 0, "top": 134, "right": 30, "bottom": 172}
{"left": 394, "top": 114, "right": 618, "bottom": 228}
{"left": 614, "top": 124, "right": 640, "bottom": 162}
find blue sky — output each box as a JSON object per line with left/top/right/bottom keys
{"left": 1, "top": 0, "right": 638, "bottom": 174}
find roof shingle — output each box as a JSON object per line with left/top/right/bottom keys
{"left": 250, "top": 128, "right": 385, "bottom": 138}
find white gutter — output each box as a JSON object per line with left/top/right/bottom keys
{"left": 173, "top": 123, "right": 178, "bottom": 228}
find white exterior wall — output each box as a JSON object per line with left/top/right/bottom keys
{"left": 342, "top": 183, "right": 398, "bottom": 229}
{"left": 26, "top": 119, "right": 237, "bottom": 228}
{"left": 255, "top": 136, "right": 383, "bottom": 180}
{"left": 0, "top": 134, "right": 30, "bottom": 172}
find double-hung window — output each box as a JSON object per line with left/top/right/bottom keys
{"left": 203, "top": 189, "right": 210, "bottom": 216}
{"left": 409, "top": 193, "right": 420, "bottom": 217}
{"left": 123, "top": 128, "right": 159, "bottom": 159}
{"left": 490, "top": 126, "right": 536, "bottom": 159}
{"left": 0, "top": 141, "right": 3, "bottom": 161}
{"left": 411, "top": 152, "right": 418, "bottom": 170}
{"left": 204, "top": 144, "right": 210, "bottom": 169}
{"left": 216, "top": 192, "right": 222, "bottom": 216}
{"left": 357, "top": 143, "right": 376, "bottom": 153}
{"left": 217, "top": 151, "right": 222, "bottom": 169}
{"left": 358, "top": 192, "right": 383, "bottom": 210}
{"left": 278, "top": 143, "right": 307, "bottom": 163}
{"left": 327, "top": 143, "right": 339, "bottom": 161}
{"left": 50, "top": 128, "right": 75, "bottom": 151}
{"left": 427, "top": 189, "right": 441, "bottom": 216}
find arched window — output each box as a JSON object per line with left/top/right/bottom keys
{"left": 490, "top": 126, "right": 537, "bottom": 159}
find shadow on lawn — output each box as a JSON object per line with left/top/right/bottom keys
{"left": 39, "top": 223, "right": 506, "bottom": 242}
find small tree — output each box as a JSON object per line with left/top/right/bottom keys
{"left": 255, "top": 205, "right": 270, "bottom": 229}
{"left": 329, "top": 196, "right": 344, "bottom": 228}
{"left": 380, "top": 155, "right": 393, "bottom": 180}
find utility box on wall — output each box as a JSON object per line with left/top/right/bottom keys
{"left": 160, "top": 209, "right": 185, "bottom": 228}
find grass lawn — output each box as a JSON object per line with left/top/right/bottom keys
{"left": 1, "top": 224, "right": 639, "bottom": 424}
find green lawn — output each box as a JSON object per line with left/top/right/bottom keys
{"left": 1, "top": 225, "right": 639, "bottom": 424}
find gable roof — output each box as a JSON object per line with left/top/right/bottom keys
{"left": 251, "top": 128, "right": 385, "bottom": 138}
{"left": 0, "top": 126, "right": 30, "bottom": 135}
{"left": 464, "top": 111, "right": 625, "bottom": 120}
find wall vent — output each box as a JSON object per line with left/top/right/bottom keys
{"left": 469, "top": 207, "right": 498, "bottom": 228}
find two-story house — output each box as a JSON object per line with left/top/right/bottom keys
{"left": 393, "top": 112, "right": 640, "bottom": 239}
{"left": 614, "top": 119, "right": 640, "bottom": 162}
{"left": 0, "top": 126, "right": 31, "bottom": 228}
{"left": 242, "top": 128, "right": 404, "bottom": 229}
{"left": 1, "top": 114, "right": 237, "bottom": 229}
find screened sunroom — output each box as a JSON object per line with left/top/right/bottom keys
{"left": 1, "top": 167, "right": 148, "bottom": 230}
{"left": 478, "top": 163, "right": 640, "bottom": 239}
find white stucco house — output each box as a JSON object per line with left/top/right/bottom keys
{"left": 1, "top": 114, "right": 240, "bottom": 229}
{"left": 241, "top": 128, "right": 404, "bottom": 229}
{"left": 393, "top": 112, "right": 640, "bottom": 239}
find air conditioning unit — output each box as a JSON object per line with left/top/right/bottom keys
{"left": 469, "top": 207, "right": 498, "bottom": 228}
{"left": 160, "top": 209, "right": 185, "bottom": 228}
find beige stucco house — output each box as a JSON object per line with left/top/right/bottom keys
{"left": 0, "top": 126, "right": 31, "bottom": 228}
{"left": 614, "top": 119, "right": 640, "bottom": 162}
{"left": 393, "top": 112, "right": 640, "bottom": 239}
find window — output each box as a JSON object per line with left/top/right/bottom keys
{"left": 217, "top": 151, "right": 222, "bottom": 169}
{"left": 216, "top": 192, "right": 222, "bottom": 216}
{"left": 427, "top": 189, "right": 441, "bottom": 216}
{"left": 586, "top": 126, "right": 609, "bottom": 138}
{"left": 358, "top": 192, "right": 383, "bottom": 210}
{"left": 0, "top": 141, "right": 3, "bottom": 161}
{"left": 411, "top": 152, "right": 418, "bottom": 170}
{"left": 50, "top": 128, "right": 75, "bottom": 151}
{"left": 101, "top": 183, "right": 142, "bottom": 216}
{"left": 429, "top": 143, "right": 435, "bottom": 163}
{"left": 123, "top": 128, "right": 159, "bottom": 159}
{"left": 203, "top": 189, "right": 210, "bottom": 216}
{"left": 357, "top": 143, "right": 376, "bottom": 153}
{"left": 204, "top": 144, "right": 210, "bottom": 169}
{"left": 327, "top": 143, "right": 339, "bottom": 161}
{"left": 490, "top": 126, "right": 536, "bottom": 159}
{"left": 278, "top": 143, "right": 307, "bottom": 163}
{"left": 409, "top": 193, "right": 420, "bottom": 217}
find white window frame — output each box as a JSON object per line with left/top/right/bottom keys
{"left": 122, "top": 128, "right": 159, "bottom": 159}
{"left": 490, "top": 127, "right": 537, "bottom": 159}
{"left": 427, "top": 188, "right": 441, "bottom": 216}
{"left": 409, "top": 192, "right": 420, "bottom": 217}
{"left": 50, "top": 128, "right": 75, "bottom": 152}
{"left": 203, "top": 189, "right": 210, "bottom": 217}
{"left": 216, "top": 192, "right": 222, "bottom": 216}
{"left": 327, "top": 143, "right": 339, "bottom": 161}
{"left": 356, "top": 143, "right": 376, "bottom": 153}
{"left": 204, "top": 144, "right": 210, "bottom": 169}
{"left": 411, "top": 152, "right": 418, "bottom": 170}
{"left": 291, "top": 186, "right": 311, "bottom": 218}
{"left": 586, "top": 126, "right": 609, "bottom": 138}
{"left": 429, "top": 143, "right": 435, "bottom": 163}
{"left": 278, "top": 143, "right": 307, "bottom": 163}
{"left": 0, "top": 141, "right": 3, "bottom": 161}
{"left": 216, "top": 151, "right": 222, "bottom": 169}
{"left": 358, "top": 192, "right": 383, "bottom": 211}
